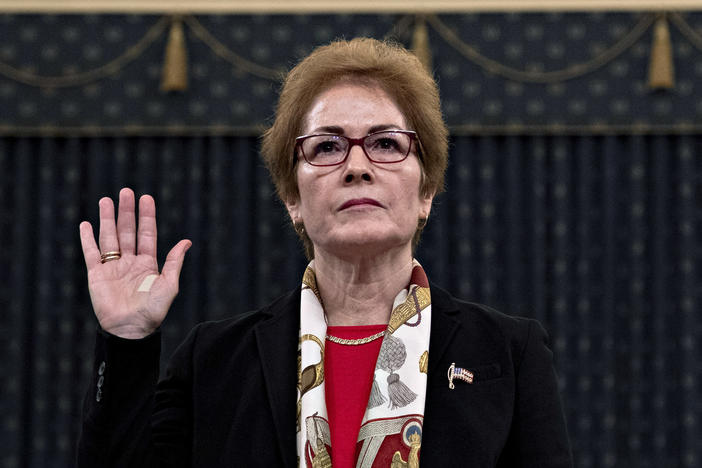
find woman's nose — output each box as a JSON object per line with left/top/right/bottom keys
{"left": 343, "top": 144, "right": 373, "bottom": 183}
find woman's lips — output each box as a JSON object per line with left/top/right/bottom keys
{"left": 339, "top": 198, "right": 383, "bottom": 211}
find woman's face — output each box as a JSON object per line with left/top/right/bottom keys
{"left": 286, "top": 81, "right": 433, "bottom": 259}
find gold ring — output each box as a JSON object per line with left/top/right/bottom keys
{"left": 100, "top": 251, "right": 122, "bottom": 263}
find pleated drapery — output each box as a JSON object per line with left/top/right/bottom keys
{"left": 423, "top": 135, "right": 701, "bottom": 467}
{"left": 1, "top": 134, "right": 700, "bottom": 467}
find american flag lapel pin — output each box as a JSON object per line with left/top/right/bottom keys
{"left": 447, "top": 362, "right": 474, "bottom": 389}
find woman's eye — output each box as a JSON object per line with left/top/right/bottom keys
{"left": 315, "top": 141, "right": 339, "bottom": 154}
{"left": 374, "top": 138, "right": 400, "bottom": 151}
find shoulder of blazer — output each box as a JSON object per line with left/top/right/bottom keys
{"left": 179, "top": 287, "right": 302, "bottom": 353}
{"left": 431, "top": 281, "right": 531, "bottom": 325}
{"left": 429, "top": 282, "right": 541, "bottom": 362}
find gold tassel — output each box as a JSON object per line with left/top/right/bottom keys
{"left": 161, "top": 16, "right": 188, "bottom": 92}
{"left": 412, "top": 15, "right": 432, "bottom": 73}
{"left": 648, "top": 13, "right": 674, "bottom": 90}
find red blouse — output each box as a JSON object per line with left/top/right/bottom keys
{"left": 324, "top": 324, "right": 386, "bottom": 468}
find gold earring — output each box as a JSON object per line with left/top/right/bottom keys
{"left": 294, "top": 222, "right": 306, "bottom": 236}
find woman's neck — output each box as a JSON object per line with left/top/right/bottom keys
{"left": 312, "top": 246, "right": 414, "bottom": 326}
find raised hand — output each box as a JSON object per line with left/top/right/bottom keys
{"left": 79, "top": 188, "right": 191, "bottom": 339}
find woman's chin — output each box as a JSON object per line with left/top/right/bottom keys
{"left": 315, "top": 231, "right": 412, "bottom": 260}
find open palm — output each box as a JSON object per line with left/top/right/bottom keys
{"left": 79, "top": 188, "right": 191, "bottom": 339}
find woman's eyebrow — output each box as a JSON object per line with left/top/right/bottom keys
{"left": 309, "top": 125, "right": 344, "bottom": 134}
{"left": 367, "top": 124, "right": 402, "bottom": 134}
{"left": 308, "top": 124, "right": 402, "bottom": 135}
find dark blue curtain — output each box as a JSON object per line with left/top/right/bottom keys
{"left": 1, "top": 133, "right": 700, "bottom": 467}
{"left": 425, "top": 135, "right": 702, "bottom": 468}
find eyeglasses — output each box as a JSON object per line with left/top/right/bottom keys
{"left": 294, "top": 130, "right": 419, "bottom": 167}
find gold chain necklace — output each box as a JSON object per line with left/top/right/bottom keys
{"left": 325, "top": 330, "right": 386, "bottom": 346}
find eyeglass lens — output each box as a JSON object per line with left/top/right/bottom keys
{"left": 300, "top": 131, "right": 412, "bottom": 165}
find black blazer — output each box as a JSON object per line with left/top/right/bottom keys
{"left": 77, "top": 284, "right": 573, "bottom": 467}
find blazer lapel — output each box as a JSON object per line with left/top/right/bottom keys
{"left": 421, "top": 285, "right": 464, "bottom": 466}
{"left": 428, "top": 284, "right": 461, "bottom": 374}
{"left": 255, "top": 289, "right": 301, "bottom": 468}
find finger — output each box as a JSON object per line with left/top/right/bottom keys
{"left": 116, "top": 188, "right": 137, "bottom": 256}
{"left": 79, "top": 221, "right": 101, "bottom": 270}
{"left": 98, "top": 196, "right": 120, "bottom": 254}
{"left": 161, "top": 239, "right": 192, "bottom": 286}
{"left": 137, "top": 194, "right": 157, "bottom": 258}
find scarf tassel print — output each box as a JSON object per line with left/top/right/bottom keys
{"left": 367, "top": 376, "right": 387, "bottom": 409}
{"left": 296, "top": 260, "right": 432, "bottom": 468}
{"left": 373, "top": 333, "right": 417, "bottom": 410}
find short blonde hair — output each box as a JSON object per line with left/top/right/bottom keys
{"left": 261, "top": 37, "right": 449, "bottom": 257}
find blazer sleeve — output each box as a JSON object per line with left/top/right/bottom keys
{"left": 76, "top": 327, "right": 196, "bottom": 468}
{"left": 497, "top": 319, "right": 574, "bottom": 468}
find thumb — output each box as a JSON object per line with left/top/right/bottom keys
{"left": 161, "top": 239, "right": 192, "bottom": 284}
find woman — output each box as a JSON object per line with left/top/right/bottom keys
{"left": 77, "top": 38, "right": 573, "bottom": 467}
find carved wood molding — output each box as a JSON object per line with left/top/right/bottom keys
{"left": 0, "top": 0, "right": 700, "bottom": 13}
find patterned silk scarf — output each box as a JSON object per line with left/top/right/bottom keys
{"left": 296, "top": 260, "right": 432, "bottom": 468}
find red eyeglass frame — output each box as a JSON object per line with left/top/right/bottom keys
{"left": 294, "top": 130, "right": 422, "bottom": 167}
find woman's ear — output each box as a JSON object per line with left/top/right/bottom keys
{"left": 418, "top": 191, "right": 434, "bottom": 220}
{"left": 285, "top": 197, "right": 302, "bottom": 225}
